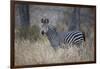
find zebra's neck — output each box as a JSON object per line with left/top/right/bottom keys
{"left": 47, "top": 28, "right": 57, "bottom": 35}
{"left": 46, "top": 27, "right": 58, "bottom": 39}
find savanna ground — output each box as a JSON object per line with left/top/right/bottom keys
{"left": 14, "top": 4, "right": 95, "bottom": 66}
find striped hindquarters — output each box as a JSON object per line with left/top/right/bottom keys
{"left": 64, "top": 31, "right": 85, "bottom": 45}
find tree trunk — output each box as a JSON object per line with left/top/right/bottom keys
{"left": 18, "top": 4, "right": 30, "bottom": 27}
{"left": 68, "top": 8, "right": 80, "bottom": 31}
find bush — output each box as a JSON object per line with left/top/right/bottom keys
{"left": 29, "top": 25, "right": 40, "bottom": 41}
{"left": 16, "top": 25, "right": 40, "bottom": 42}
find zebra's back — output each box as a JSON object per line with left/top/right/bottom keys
{"left": 59, "top": 31, "right": 85, "bottom": 46}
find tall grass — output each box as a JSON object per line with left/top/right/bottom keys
{"left": 15, "top": 26, "right": 94, "bottom": 65}
{"left": 15, "top": 5, "right": 95, "bottom": 66}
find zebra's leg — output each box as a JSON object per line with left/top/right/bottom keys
{"left": 59, "top": 43, "right": 65, "bottom": 49}
{"left": 65, "top": 44, "right": 71, "bottom": 49}
{"left": 53, "top": 47, "right": 58, "bottom": 51}
{"left": 60, "top": 43, "right": 69, "bottom": 49}
{"left": 51, "top": 44, "right": 60, "bottom": 51}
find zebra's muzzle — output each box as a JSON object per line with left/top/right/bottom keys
{"left": 41, "top": 31, "right": 45, "bottom": 35}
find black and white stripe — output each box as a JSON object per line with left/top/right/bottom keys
{"left": 41, "top": 25, "right": 85, "bottom": 49}
{"left": 63, "top": 31, "right": 84, "bottom": 45}
{"left": 40, "top": 18, "right": 85, "bottom": 50}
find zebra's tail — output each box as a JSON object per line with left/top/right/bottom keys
{"left": 82, "top": 32, "right": 85, "bottom": 41}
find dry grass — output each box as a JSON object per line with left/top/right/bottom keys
{"left": 14, "top": 18, "right": 95, "bottom": 66}
{"left": 15, "top": 35, "right": 94, "bottom": 66}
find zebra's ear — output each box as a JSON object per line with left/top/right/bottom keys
{"left": 41, "top": 18, "right": 43, "bottom": 23}
{"left": 45, "top": 19, "right": 49, "bottom": 24}
{"left": 41, "top": 18, "right": 49, "bottom": 24}
{"left": 41, "top": 18, "right": 44, "bottom": 23}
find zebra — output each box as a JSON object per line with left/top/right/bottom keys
{"left": 40, "top": 18, "right": 85, "bottom": 50}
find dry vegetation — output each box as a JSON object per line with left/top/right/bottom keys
{"left": 15, "top": 24, "right": 95, "bottom": 66}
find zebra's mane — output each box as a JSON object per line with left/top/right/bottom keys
{"left": 48, "top": 25, "right": 57, "bottom": 32}
{"left": 46, "top": 24, "right": 58, "bottom": 38}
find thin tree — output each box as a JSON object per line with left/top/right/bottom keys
{"left": 18, "top": 4, "right": 30, "bottom": 39}
{"left": 68, "top": 8, "right": 80, "bottom": 31}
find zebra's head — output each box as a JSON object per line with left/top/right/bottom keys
{"left": 40, "top": 18, "right": 49, "bottom": 35}
{"left": 40, "top": 18, "right": 56, "bottom": 35}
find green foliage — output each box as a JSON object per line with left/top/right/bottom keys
{"left": 16, "top": 25, "right": 40, "bottom": 41}
{"left": 29, "top": 25, "right": 40, "bottom": 41}
{"left": 18, "top": 26, "right": 29, "bottom": 40}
